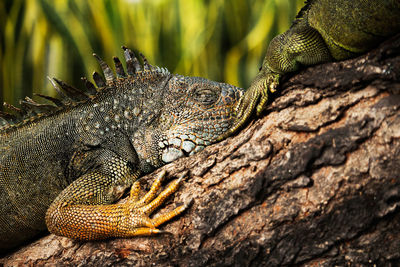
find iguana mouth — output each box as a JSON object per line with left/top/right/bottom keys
{"left": 160, "top": 135, "right": 210, "bottom": 163}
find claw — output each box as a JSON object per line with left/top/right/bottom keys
{"left": 116, "top": 172, "right": 190, "bottom": 237}
{"left": 138, "top": 172, "right": 186, "bottom": 215}
{"left": 217, "top": 69, "right": 281, "bottom": 140}
{"left": 156, "top": 169, "right": 167, "bottom": 182}
{"left": 183, "top": 197, "right": 194, "bottom": 208}
{"left": 269, "top": 81, "right": 278, "bottom": 93}
{"left": 176, "top": 170, "right": 188, "bottom": 183}
{"left": 235, "top": 97, "right": 245, "bottom": 118}
{"left": 130, "top": 228, "right": 168, "bottom": 236}
{"left": 151, "top": 201, "right": 191, "bottom": 227}
{"left": 132, "top": 170, "right": 167, "bottom": 207}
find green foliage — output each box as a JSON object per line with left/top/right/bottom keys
{"left": 0, "top": 0, "right": 303, "bottom": 108}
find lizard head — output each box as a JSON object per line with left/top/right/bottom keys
{"left": 83, "top": 47, "right": 244, "bottom": 170}
{"left": 156, "top": 75, "right": 244, "bottom": 164}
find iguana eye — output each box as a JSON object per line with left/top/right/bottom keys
{"left": 193, "top": 88, "right": 219, "bottom": 106}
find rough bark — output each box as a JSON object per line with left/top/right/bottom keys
{"left": 1, "top": 35, "right": 400, "bottom": 266}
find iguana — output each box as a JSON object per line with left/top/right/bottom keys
{"left": 221, "top": 0, "right": 400, "bottom": 139}
{"left": 0, "top": 47, "right": 244, "bottom": 252}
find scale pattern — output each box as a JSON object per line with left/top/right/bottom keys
{"left": 0, "top": 47, "right": 244, "bottom": 251}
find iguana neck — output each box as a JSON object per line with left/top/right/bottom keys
{"left": 74, "top": 75, "right": 171, "bottom": 171}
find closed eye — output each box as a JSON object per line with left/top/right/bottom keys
{"left": 193, "top": 88, "right": 219, "bottom": 106}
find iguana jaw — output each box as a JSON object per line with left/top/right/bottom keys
{"left": 159, "top": 81, "right": 244, "bottom": 164}
{"left": 130, "top": 74, "right": 244, "bottom": 168}
{"left": 160, "top": 132, "right": 209, "bottom": 163}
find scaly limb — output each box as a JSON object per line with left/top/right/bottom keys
{"left": 217, "top": 69, "right": 280, "bottom": 141}
{"left": 218, "top": 22, "right": 332, "bottom": 141}
{"left": 127, "top": 170, "right": 167, "bottom": 207}
{"left": 118, "top": 171, "right": 191, "bottom": 237}
{"left": 46, "top": 152, "right": 191, "bottom": 240}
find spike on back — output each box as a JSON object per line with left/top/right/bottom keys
{"left": 93, "top": 53, "right": 114, "bottom": 82}
{"left": 80, "top": 77, "right": 98, "bottom": 95}
{"left": 92, "top": 72, "right": 106, "bottom": 88}
{"left": 89, "top": 47, "right": 170, "bottom": 88}
{"left": 139, "top": 52, "right": 151, "bottom": 71}
{"left": 1, "top": 47, "right": 170, "bottom": 131}
{"left": 20, "top": 97, "right": 58, "bottom": 114}
{"left": 123, "top": 46, "right": 141, "bottom": 75}
{"left": 113, "top": 57, "right": 126, "bottom": 78}
{"left": 53, "top": 78, "right": 90, "bottom": 101}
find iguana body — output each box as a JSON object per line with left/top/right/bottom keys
{"left": 0, "top": 48, "right": 244, "bottom": 251}
{"left": 224, "top": 0, "right": 400, "bottom": 138}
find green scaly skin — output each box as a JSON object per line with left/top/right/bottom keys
{"left": 220, "top": 0, "right": 400, "bottom": 140}
{"left": 0, "top": 48, "right": 244, "bottom": 252}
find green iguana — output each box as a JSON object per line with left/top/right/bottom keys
{"left": 0, "top": 47, "right": 244, "bottom": 252}
{"left": 222, "top": 0, "right": 400, "bottom": 139}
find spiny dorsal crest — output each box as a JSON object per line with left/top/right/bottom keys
{"left": 0, "top": 47, "right": 170, "bottom": 130}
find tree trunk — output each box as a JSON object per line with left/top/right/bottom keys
{"left": 2, "top": 35, "right": 400, "bottom": 267}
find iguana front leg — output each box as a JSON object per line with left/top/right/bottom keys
{"left": 45, "top": 152, "right": 188, "bottom": 240}
{"left": 219, "top": 21, "right": 331, "bottom": 140}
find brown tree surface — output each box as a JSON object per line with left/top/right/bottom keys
{"left": 1, "top": 35, "right": 400, "bottom": 266}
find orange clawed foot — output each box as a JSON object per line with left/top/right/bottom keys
{"left": 116, "top": 170, "right": 192, "bottom": 237}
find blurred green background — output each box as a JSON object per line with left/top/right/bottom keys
{"left": 0, "top": 0, "right": 304, "bottom": 110}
